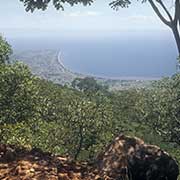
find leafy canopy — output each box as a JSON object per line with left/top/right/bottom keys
{"left": 72, "top": 77, "right": 108, "bottom": 94}
{"left": 20, "top": 0, "right": 93, "bottom": 12}
{"left": 19, "top": 0, "right": 131, "bottom": 12}
{"left": 0, "top": 35, "right": 12, "bottom": 64}
{"left": 0, "top": 63, "right": 39, "bottom": 124}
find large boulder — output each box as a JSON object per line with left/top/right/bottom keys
{"left": 96, "top": 134, "right": 179, "bottom": 180}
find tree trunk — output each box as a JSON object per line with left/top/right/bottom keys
{"left": 74, "top": 125, "right": 83, "bottom": 160}
{"left": 172, "top": 24, "right": 180, "bottom": 56}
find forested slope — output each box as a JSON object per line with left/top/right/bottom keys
{"left": 0, "top": 35, "right": 179, "bottom": 179}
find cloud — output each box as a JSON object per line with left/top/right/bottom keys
{"left": 114, "top": 14, "right": 166, "bottom": 30}
{"left": 86, "top": 11, "right": 101, "bottom": 16}
{"left": 118, "top": 15, "right": 156, "bottom": 23}
{"left": 127, "top": 15, "right": 156, "bottom": 21}
{"left": 64, "top": 11, "right": 102, "bottom": 17}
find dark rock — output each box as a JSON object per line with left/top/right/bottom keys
{"left": 30, "top": 147, "right": 52, "bottom": 157}
{"left": 2, "top": 146, "right": 16, "bottom": 162}
{"left": 96, "top": 134, "right": 179, "bottom": 180}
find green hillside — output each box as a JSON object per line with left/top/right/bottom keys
{"left": 12, "top": 50, "right": 155, "bottom": 90}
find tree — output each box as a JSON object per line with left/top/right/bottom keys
{"left": 136, "top": 76, "right": 180, "bottom": 146}
{"left": 0, "top": 63, "right": 39, "bottom": 124}
{"left": 60, "top": 93, "right": 113, "bottom": 160}
{"left": 19, "top": 0, "right": 93, "bottom": 12}
{"left": 110, "top": 0, "right": 180, "bottom": 57}
{"left": 71, "top": 77, "right": 108, "bottom": 94}
{"left": 20, "top": 0, "right": 180, "bottom": 57}
{"left": 0, "top": 35, "right": 12, "bottom": 64}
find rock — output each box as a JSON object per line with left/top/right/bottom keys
{"left": 31, "top": 147, "right": 51, "bottom": 157}
{"left": 29, "top": 168, "right": 35, "bottom": 173}
{"left": 3, "top": 147, "right": 16, "bottom": 162}
{"left": 58, "top": 173, "right": 71, "bottom": 180}
{"left": 0, "top": 144, "right": 6, "bottom": 153}
{"left": 96, "top": 134, "right": 179, "bottom": 180}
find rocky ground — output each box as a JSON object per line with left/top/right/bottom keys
{"left": 0, "top": 144, "right": 102, "bottom": 180}
{"left": 0, "top": 135, "right": 179, "bottom": 180}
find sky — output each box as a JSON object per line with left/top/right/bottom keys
{"left": 0, "top": 0, "right": 177, "bottom": 77}
{"left": 0, "top": 0, "right": 171, "bottom": 39}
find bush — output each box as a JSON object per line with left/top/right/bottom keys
{"left": 0, "top": 63, "right": 39, "bottom": 124}
{"left": 0, "top": 35, "right": 12, "bottom": 64}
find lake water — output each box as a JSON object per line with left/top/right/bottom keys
{"left": 8, "top": 31, "right": 178, "bottom": 79}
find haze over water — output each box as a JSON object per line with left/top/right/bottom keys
{"left": 1, "top": 0, "right": 178, "bottom": 79}
{"left": 9, "top": 30, "right": 177, "bottom": 79}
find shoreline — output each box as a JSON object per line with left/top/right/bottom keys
{"left": 57, "top": 51, "right": 161, "bottom": 81}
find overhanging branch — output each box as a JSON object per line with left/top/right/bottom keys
{"left": 148, "top": 0, "right": 172, "bottom": 27}
{"left": 157, "top": 0, "right": 173, "bottom": 22}
{"left": 174, "top": 0, "right": 180, "bottom": 25}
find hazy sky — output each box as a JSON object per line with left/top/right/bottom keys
{"left": 0, "top": 0, "right": 170, "bottom": 38}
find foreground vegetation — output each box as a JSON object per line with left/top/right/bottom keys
{"left": 0, "top": 36, "right": 179, "bottom": 177}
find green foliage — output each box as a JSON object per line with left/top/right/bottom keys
{"left": 20, "top": 0, "right": 94, "bottom": 12}
{"left": 0, "top": 63, "right": 180, "bottom": 165}
{"left": 36, "top": 78, "right": 113, "bottom": 159}
{"left": 0, "top": 63, "right": 39, "bottom": 124}
{"left": 62, "top": 94, "right": 113, "bottom": 160}
{"left": 136, "top": 75, "right": 180, "bottom": 146}
{"left": 109, "top": 89, "right": 142, "bottom": 133}
{"left": 0, "top": 35, "right": 12, "bottom": 64}
{"left": 0, "top": 120, "right": 66, "bottom": 153}
{"left": 18, "top": 0, "right": 142, "bottom": 12}
{"left": 72, "top": 77, "right": 108, "bottom": 95}
{"left": 0, "top": 55, "right": 179, "bottom": 171}
{"left": 0, "top": 63, "right": 113, "bottom": 159}
{"left": 109, "top": 0, "right": 131, "bottom": 9}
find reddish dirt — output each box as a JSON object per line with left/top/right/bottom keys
{"left": 0, "top": 144, "right": 103, "bottom": 180}
{"left": 0, "top": 135, "right": 179, "bottom": 180}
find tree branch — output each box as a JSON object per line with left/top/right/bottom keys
{"left": 157, "top": 0, "right": 173, "bottom": 22}
{"left": 148, "top": 0, "right": 172, "bottom": 27}
{"left": 174, "top": 0, "right": 180, "bottom": 25}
